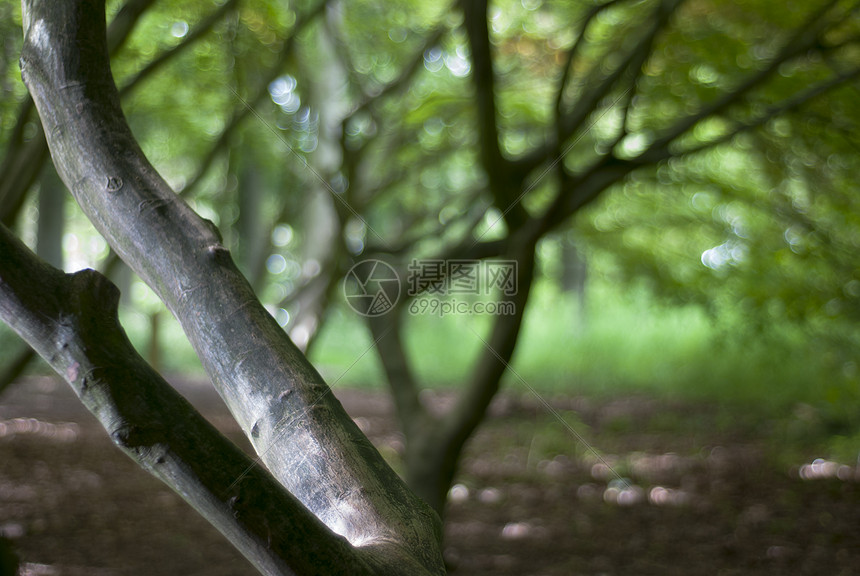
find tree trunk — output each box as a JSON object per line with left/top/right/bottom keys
{"left": 15, "top": 1, "right": 445, "bottom": 573}
{"left": 404, "top": 430, "right": 463, "bottom": 517}
{"left": 372, "top": 243, "right": 537, "bottom": 518}
{"left": 0, "top": 224, "right": 371, "bottom": 576}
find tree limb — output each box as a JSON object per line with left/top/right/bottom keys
{"left": 19, "top": 1, "right": 443, "bottom": 574}
{"left": 182, "top": 0, "right": 330, "bottom": 199}
{"left": 509, "top": 0, "right": 680, "bottom": 187}
{"left": 461, "top": 0, "right": 528, "bottom": 227}
{"left": 557, "top": 0, "right": 681, "bottom": 152}
{"left": 116, "top": 0, "right": 238, "bottom": 98}
{"left": 0, "top": 224, "right": 371, "bottom": 576}
{"left": 554, "top": 0, "right": 629, "bottom": 117}
{"left": 641, "top": 66, "right": 860, "bottom": 164}
{"left": 637, "top": 0, "right": 845, "bottom": 164}
{"left": 0, "top": 0, "right": 156, "bottom": 225}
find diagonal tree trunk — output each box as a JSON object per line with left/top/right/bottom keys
{"left": 0, "top": 224, "right": 369, "bottom": 576}
{"left": 13, "top": 0, "right": 445, "bottom": 574}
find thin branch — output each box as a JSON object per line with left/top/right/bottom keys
{"left": 117, "top": 0, "right": 239, "bottom": 97}
{"left": 342, "top": 22, "right": 449, "bottom": 126}
{"left": 366, "top": 191, "right": 490, "bottom": 258}
{"left": 645, "top": 67, "right": 860, "bottom": 163}
{"left": 336, "top": 24, "right": 450, "bottom": 177}
{"left": 510, "top": 0, "right": 680, "bottom": 182}
{"left": 557, "top": 0, "right": 682, "bottom": 149}
{"left": 105, "top": 0, "right": 158, "bottom": 54}
{"left": 638, "top": 0, "right": 846, "bottom": 163}
{"left": 554, "top": 0, "right": 629, "bottom": 116}
{"left": 182, "top": 0, "right": 330, "bottom": 199}
{"left": 523, "top": 0, "right": 858, "bottom": 238}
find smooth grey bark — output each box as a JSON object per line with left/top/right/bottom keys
{"left": 0, "top": 0, "right": 156, "bottom": 226}
{"left": 0, "top": 224, "right": 372, "bottom": 576}
{"left": 17, "top": 1, "right": 443, "bottom": 574}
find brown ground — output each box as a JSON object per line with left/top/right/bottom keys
{"left": 0, "top": 377, "right": 857, "bottom": 575}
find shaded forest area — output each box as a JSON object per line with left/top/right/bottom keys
{"left": 1, "top": 0, "right": 859, "bottom": 574}
{"left": 1, "top": 377, "right": 858, "bottom": 575}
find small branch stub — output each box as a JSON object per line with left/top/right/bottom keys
{"left": 106, "top": 175, "right": 122, "bottom": 193}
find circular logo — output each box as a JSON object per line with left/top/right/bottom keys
{"left": 343, "top": 259, "right": 400, "bottom": 317}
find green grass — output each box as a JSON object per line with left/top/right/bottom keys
{"left": 311, "top": 275, "right": 853, "bottom": 417}
{"left": 309, "top": 272, "right": 859, "bottom": 465}
{"left": 4, "top": 267, "right": 854, "bottom": 420}
{"left": 4, "top": 266, "right": 856, "bottom": 461}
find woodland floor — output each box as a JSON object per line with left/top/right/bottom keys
{"left": 0, "top": 376, "right": 858, "bottom": 576}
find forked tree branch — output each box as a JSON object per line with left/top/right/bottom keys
{"left": 508, "top": 0, "right": 681, "bottom": 184}
{"left": 0, "top": 0, "right": 225, "bottom": 224}
{"left": 18, "top": 1, "right": 444, "bottom": 574}
{"left": 0, "top": 225, "right": 367, "bottom": 576}
{"left": 529, "top": 0, "right": 858, "bottom": 241}
{"left": 554, "top": 0, "right": 629, "bottom": 116}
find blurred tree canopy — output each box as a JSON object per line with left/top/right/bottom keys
{"left": 2, "top": 0, "right": 859, "bottom": 523}
{"left": 2, "top": 0, "right": 857, "bottom": 327}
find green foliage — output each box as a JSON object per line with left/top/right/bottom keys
{"left": 0, "top": 3, "right": 25, "bottom": 141}
{"left": 1, "top": 0, "right": 858, "bottom": 452}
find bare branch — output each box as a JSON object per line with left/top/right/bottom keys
{"left": 19, "top": 1, "right": 443, "bottom": 573}
{"left": 0, "top": 0, "right": 157, "bottom": 225}
{"left": 181, "top": 0, "right": 330, "bottom": 199}
{"left": 0, "top": 224, "right": 370, "bottom": 576}
{"left": 557, "top": 0, "right": 682, "bottom": 149}
{"left": 105, "top": 0, "right": 157, "bottom": 54}
{"left": 511, "top": 0, "right": 680, "bottom": 182}
{"left": 554, "top": 0, "right": 630, "bottom": 116}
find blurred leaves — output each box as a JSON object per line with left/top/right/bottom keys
{"left": 1, "top": 0, "right": 858, "bottom": 395}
